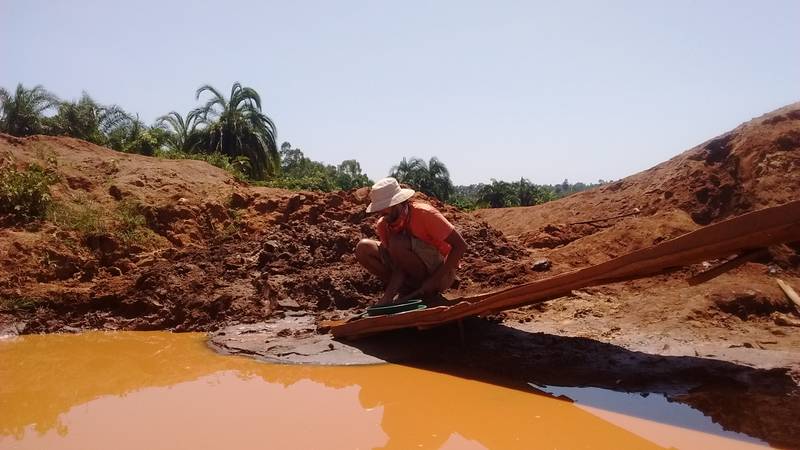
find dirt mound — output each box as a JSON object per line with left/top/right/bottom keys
{"left": 541, "top": 210, "right": 700, "bottom": 270}
{"left": 518, "top": 223, "right": 598, "bottom": 249}
{"left": 710, "top": 290, "right": 795, "bottom": 320}
{"left": 474, "top": 102, "right": 800, "bottom": 234}
{"left": 465, "top": 103, "right": 800, "bottom": 387}
{"left": 0, "top": 134, "right": 530, "bottom": 332}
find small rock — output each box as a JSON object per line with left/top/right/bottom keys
{"left": 229, "top": 192, "right": 250, "bottom": 209}
{"left": 532, "top": 258, "right": 552, "bottom": 271}
{"left": 262, "top": 240, "right": 280, "bottom": 253}
{"left": 353, "top": 187, "right": 370, "bottom": 203}
{"left": 276, "top": 328, "right": 292, "bottom": 337}
{"left": 277, "top": 297, "right": 302, "bottom": 311}
{"left": 253, "top": 199, "right": 278, "bottom": 213}
{"left": 773, "top": 313, "right": 800, "bottom": 327}
{"left": 767, "top": 264, "right": 782, "bottom": 275}
{"left": 285, "top": 195, "right": 305, "bottom": 214}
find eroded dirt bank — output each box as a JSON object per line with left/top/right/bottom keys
{"left": 0, "top": 134, "right": 530, "bottom": 333}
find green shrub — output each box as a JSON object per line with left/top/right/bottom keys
{"left": 0, "top": 295, "right": 42, "bottom": 312}
{"left": 447, "top": 195, "right": 478, "bottom": 211}
{"left": 48, "top": 197, "right": 163, "bottom": 246}
{"left": 220, "top": 208, "right": 244, "bottom": 238}
{"left": 154, "top": 149, "right": 250, "bottom": 181}
{"left": 114, "top": 200, "right": 159, "bottom": 244}
{"left": 0, "top": 163, "right": 56, "bottom": 220}
{"left": 258, "top": 175, "right": 337, "bottom": 192}
{"left": 47, "top": 197, "right": 106, "bottom": 234}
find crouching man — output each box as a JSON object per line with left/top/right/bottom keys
{"left": 355, "top": 177, "right": 467, "bottom": 306}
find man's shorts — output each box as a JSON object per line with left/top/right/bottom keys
{"left": 380, "top": 236, "right": 444, "bottom": 274}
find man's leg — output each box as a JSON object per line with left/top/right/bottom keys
{"left": 355, "top": 236, "right": 429, "bottom": 305}
{"left": 385, "top": 234, "right": 428, "bottom": 285}
{"left": 355, "top": 238, "right": 406, "bottom": 305}
{"left": 355, "top": 239, "right": 390, "bottom": 283}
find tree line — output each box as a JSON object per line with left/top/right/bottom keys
{"left": 0, "top": 82, "right": 371, "bottom": 191}
{"left": 449, "top": 178, "right": 608, "bottom": 210}
{"left": 1, "top": 82, "right": 606, "bottom": 209}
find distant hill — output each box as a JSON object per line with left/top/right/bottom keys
{"left": 473, "top": 102, "right": 800, "bottom": 237}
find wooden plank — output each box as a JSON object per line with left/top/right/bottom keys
{"left": 687, "top": 248, "right": 768, "bottom": 286}
{"left": 332, "top": 200, "right": 800, "bottom": 338}
{"left": 777, "top": 279, "right": 800, "bottom": 312}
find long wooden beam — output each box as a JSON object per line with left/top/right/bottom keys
{"left": 332, "top": 200, "right": 800, "bottom": 338}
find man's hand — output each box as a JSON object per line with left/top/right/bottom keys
{"left": 398, "top": 274, "right": 441, "bottom": 302}
{"left": 377, "top": 269, "right": 405, "bottom": 306}
{"left": 397, "top": 229, "right": 466, "bottom": 303}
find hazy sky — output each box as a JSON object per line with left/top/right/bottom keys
{"left": 2, "top": 0, "right": 798, "bottom": 185}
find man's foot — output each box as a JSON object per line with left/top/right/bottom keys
{"left": 422, "top": 293, "right": 450, "bottom": 308}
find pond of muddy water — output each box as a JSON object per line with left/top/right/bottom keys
{"left": 0, "top": 332, "right": 772, "bottom": 449}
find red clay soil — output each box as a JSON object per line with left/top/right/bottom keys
{"left": 465, "top": 102, "right": 800, "bottom": 378}
{"left": 0, "top": 102, "right": 799, "bottom": 346}
{"left": 0, "top": 134, "right": 528, "bottom": 332}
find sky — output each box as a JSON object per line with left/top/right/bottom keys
{"left": 2, "top": 0, "right": 799, "bottom": 185}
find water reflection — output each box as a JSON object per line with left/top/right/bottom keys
{"left": 541, "top": 386, "right": 768, "bottom": 450}
{"left": 0, "top": 332, "right": 771, "bottom": 449}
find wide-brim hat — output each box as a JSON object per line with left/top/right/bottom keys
{"left": 366, "top": 177, "right": 415, "bottom": 213}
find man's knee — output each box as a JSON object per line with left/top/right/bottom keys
{"left": 355, "top": 239, "right": 379, "bottom": 262}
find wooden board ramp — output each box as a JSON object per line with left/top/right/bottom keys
{"left": 331, "top": 200, "right": 800, "bottom": 339}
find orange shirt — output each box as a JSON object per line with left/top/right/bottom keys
{"left": 376, "top": 201, "right": 455, "bottom": 257}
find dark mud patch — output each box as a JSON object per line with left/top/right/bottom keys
{"left": 710, "top": 290, "right": 795, "bottom": 319}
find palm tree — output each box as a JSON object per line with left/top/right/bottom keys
{"left": 425, "top": 157, "right": 454, "bottom": 201}
{"left": 390, "top": 157, "right": 454, "bottom": 201}
{"left": 0, "top": 83, "right": 59, "bottom": 136}
{"left": 49, "top": 92, "right": 105, "bottom": 143}
{"left": 390, "top": 157, "right": 426, "bottom": 186}
{"left": 191, "top": 82, "right": 279, "bottom": 179}
{"left": 478, "top": 179, "right": 517, "bottom": 208}
{"left": 157, "top": 111, "right": 202, "bottom": 152}
{"left": 101, "top": 111, "right": 169, "bottom": 156}
{"left": 514, "top": 177, "right": 556, "bottom": 206}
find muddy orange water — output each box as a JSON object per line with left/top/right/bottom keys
{"left": 0, "top": 332, "right": 771, "bottom": 450}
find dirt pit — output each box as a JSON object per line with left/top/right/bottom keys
{"left": 2, "top": 103, "right": 800, "bottom": 447}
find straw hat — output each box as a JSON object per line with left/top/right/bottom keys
{"left": 366, "top": 177, "right": 415, "bottom": 213}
